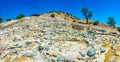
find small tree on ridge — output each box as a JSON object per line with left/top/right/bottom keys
{"left": 107, "top": 17, "right": 116, "bottom": 27}
{"left": 81, "top": 7, "right": 93, "bottom": 24}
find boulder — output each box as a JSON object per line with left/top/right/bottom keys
{"left": 87, "top": 48, "right": 96, "bottom": 57}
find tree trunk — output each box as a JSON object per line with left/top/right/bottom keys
{"left": 85, "top": 16, "right": 88, "bottom": 24}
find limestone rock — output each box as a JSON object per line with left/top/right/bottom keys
{"left": 23, "top": 50, "right": 36, "bottom": 57}
{"left": 100, "top": 47, "right": 106, "bottom": 53}
{"left": 87, "top": 48, "right": 96, "bottom": 57}
{"left": 79, "top": 50, "right": 86, "bottom": 57}
{"left": 53, "top": 51, "right": 59, "bottom": 57}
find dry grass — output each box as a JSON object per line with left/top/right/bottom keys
{"left": 13, "top": 56, "right": 33, "bottom": 62}
{"left": 104, "top": 48, "right": 114, "bottom": 62}
{"left": 77, "top": 41, "right": 87, "bottom": 46}
{"left": 102, "top": 42, "right": 112, "bottom": 48}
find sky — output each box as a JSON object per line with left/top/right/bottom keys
{"left": 0, "top": 0, "right": 120, "bottom": 26}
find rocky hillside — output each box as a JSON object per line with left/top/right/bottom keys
{"left": 0, "top": 12, "right": 120, "bottom": 62}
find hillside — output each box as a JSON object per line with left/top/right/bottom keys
{"left": 0, "top": 12, "right": 120, "bottom": 62}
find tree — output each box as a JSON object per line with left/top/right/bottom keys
{"left": 16, "top": 14, "right": 25, "bottom": 19}
{"left": 0, "top": 17, "right": 2, "bottom": 23}
{"left": 50, "top": 13, "right": 55, "bottom": 17}
{"left": 107, "top": 17, "right": 116, "bottom": 27}
{"left": 81, "top": 7, "right": 93, "bottom": 24}
{"left": 117, "top": 27, "right": 120, "bottom": 32}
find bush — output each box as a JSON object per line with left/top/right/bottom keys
{"left": 117, "top": 27, "right": 120, "bottom": 32}
{"left": 16, "top": 14, "right": 25, "bottom": 19}
{"left": 50, "top": 13, "right": 55, "bottom": 17}
{"left": 89, "top": 22, "right": 93, "bottom": 24}
{"left": 6, "top": 19, "right": 12, "bottom": 21}
{"left": 93, "top": 21, "right": 99, "bottom": 25}
{"left": 0, "top": 17, "right": 2, "bottom": 23}
{"left": 30, "top": 14, "right": 40, "bottom": 17}
{"left": 107, "top": 17, "right": 116, "bottom": 27}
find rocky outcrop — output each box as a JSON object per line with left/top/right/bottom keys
{"left": 0, "top": 13, "right": 120, "bottom": 62}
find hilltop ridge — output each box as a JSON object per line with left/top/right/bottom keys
{"left": 0, "top": 12, "right": 120, "bottom": 62}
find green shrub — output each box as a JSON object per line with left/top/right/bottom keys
{"left": 93, "top": 21, "right": 99, "bottom": 25}
{"left": 6, "top": 19, "right": 12, "bottom": 21}
{"left": 50, "top": 13, "right": 55, "bottom": 17}
{"left": 16, "top": 14, "right": 25, "bottom": 19}
{"left": 117, "top": 27, "right": 120, "bottom": 32}
{"left": 30, "top": 14, "right": 40, "bottom": 16}
{"left": 107, "top": 17, "right": 116, "bottom": 27}
{"left": 0, "top": 17, "right": 2, "bottom": 23}
{"left": 89, "top": 22, "right": 93, "bottom": 24}
{"left": 64, "top": 17, "right": 67, "bottom": 20}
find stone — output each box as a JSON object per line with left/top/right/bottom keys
{"left": 46, "top": 50, "right": 52, "bottom": 55}
{"left": 56, "top": 55, "right": 62, "bottom": 62}
{"left": 79, "top": 50, "right": 86, "bottom": 57}
{"left": 11, "top": 48, "right": 17, "bottom": 53}
{"left": 87, "top": 48, "right": 96, "bottom": 57}
{"left": 44, "top": 35, "right": 53, "bottom": 40}
{"left": 48, "top": 42, "right": 52, "bottom": 45}
{"left": 0, "top": 53, "right": 7, "bottom": 59}
{"left": 44, "top": 36, "right": 49, "bottom": 40}
{"left": 53, "top": 51, "right": 59, "bottom": 57}
{"left": 109, "top": 58, "right": 115, "bottom": 62}
{"left": 38, "top": 45, "right": 44, "bottom": 51}
{"left": 87, "top": 42, "right": 93, "bottom": 47}
{"left": 45, "top": 46, "right": 50, "bottom": 51}
{"left": 18, "top": 45, "right": 23, "bottom": 48}
{"left": 15, "top": 35, "right": 24, "bottom": 41}
{"left": 100, "top": 48, "right": 106, "bottom": 53}
{"left": 25, "top": 41, "right": 31, "bottom": 46}
{"left": 23, "top": 50, "right": 36, "bottom": 57}
{"left": 62, "top": 29, "right": 68, "bottom": 32}
{"left": 38, "top": 43, "right": 45, "bottom": 52}
{"left": 111, "top": 45, "right": 116, "bottom": 50}
{"left": 58, "top": 48, "right": 62, "bottom": 52}
{"left": 17, "top": 51, "right": 23, "bottom": 55}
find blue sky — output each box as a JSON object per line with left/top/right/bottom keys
{"left": 0, "top": 0, "right": 120, "bottom": 26}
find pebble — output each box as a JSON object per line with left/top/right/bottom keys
{"left": 100, "top": 47, "right": 106, "bottom": 53}
{"left": 79, "top": 50, "right": 86, "bottom": 57}
{"left": 45, "top": 46, "right": 50, "bottom": 51}
{"left": 53, "top": 51, "right": 59, "bottom": 57}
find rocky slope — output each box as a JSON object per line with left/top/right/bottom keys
{"left": 0, "top": 12, "right": 120, "bottom": 62}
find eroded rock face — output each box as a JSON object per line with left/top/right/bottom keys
{"left": 0, "top": 13, "right": 120, "bottom": 62}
